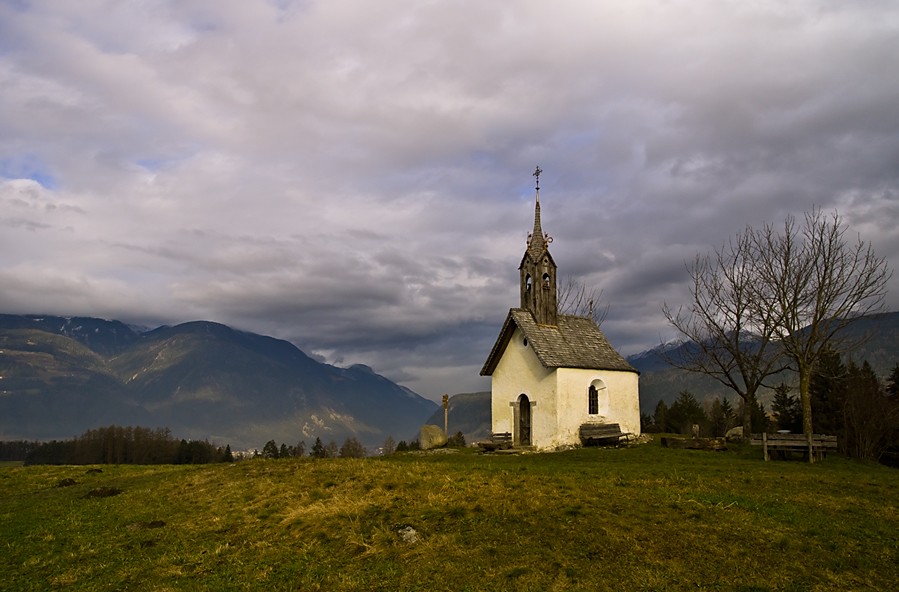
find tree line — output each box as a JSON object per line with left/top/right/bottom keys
{"left": 643, "top": 391, "right": 765, "bottom": 437}
{"left": 663, "top": 208, "right": 894, "bottom": 455}
{"left": 5, "top": 429, "right": 469, "bottom": 464}
{"left": 256, "top": 431, "right": 467, "bottom": 459}
{"left": 643, "top": 361, "right": 899, "bottom": 463}
{"left": 0, "top": 440, "right": 42, "bottom": 462}
{"left": 8, "top": 425, "right": 234, "bottom": 465}
{"left": 254, "top": 437, "right": 368, "bottom": 459}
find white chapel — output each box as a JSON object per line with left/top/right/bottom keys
{"left": 480, "top": 175, "right": 640, "bottom": 450}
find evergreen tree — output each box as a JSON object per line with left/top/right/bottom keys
{"left": 667, "top": 391, "right": 707, "bottom": 435}
{"left": 771, "top": 383, "right": 802, "bottom": 433}
{"left": 886, "top": 363, "right": 899, "bottom": 399}
{"left": 309, "top": 437, "right": 325, "bottom": 459}
{"left": 279, "top": 443, "right": 290, "bottom": 458}
{"left": 720, "top": 398, "right": 735, "bottom": 427}
{"left": 178, "top": 439, "right": 191, "bottom": 464}
{"left": 262, "top": 440, "right": 280, "bottom": 459}
{"left": 843, "top": 360, "right": 897, "bottom": 460}
{"left": 653, "top": 400, "right": 669, "bottom": 433}
{"left": 809, "top": 351, "right": 848, "bottom": 439}
{"left": 738, "top": 396, "right": 770, "bottom": 433}
{"left": 395, "top": 440, "right": 409, "bottom": 452}
{"left": 223, "top": 444, "right": 234, "bottom": 462}
{"left": 708, "top": 398, "right": 731, "bottom": 437}
{"left": 408, "top": 439, "right": 421, "bottom": 451}
{"left": 447, "top": 431, "right": 466, "bottom": 447}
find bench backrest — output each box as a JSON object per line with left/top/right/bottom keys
{"left": 579, "top": 423, "right": 623, "bottom": 438}
{"left": 750, "top": 433, "right": 837, "bottom": 446}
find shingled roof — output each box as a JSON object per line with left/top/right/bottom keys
{"left": 480, "top": 308, "right": 638, "bottom": 376}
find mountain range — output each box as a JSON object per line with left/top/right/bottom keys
{"left": 3, "top": 311, "right": 896, "bottom": 450}
{"left": 0, "top": 315, "right": 437, "bottom": 450}
{"left": 626, "top": 311, "right": 899, "bottom": 412}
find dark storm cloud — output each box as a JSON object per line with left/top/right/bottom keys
{"left": 1, "top": 1, "right": 897, "bottom": 399}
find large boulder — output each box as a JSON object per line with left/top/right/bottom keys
{"left": 725, "top": 426, "right": 745, "bottom": 443}
{"left": 421, "top": 425, "right": 447, "bottom": 450}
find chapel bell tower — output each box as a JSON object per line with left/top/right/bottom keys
{"left": 519, "top": 167, "right": 558, "bottom": 326}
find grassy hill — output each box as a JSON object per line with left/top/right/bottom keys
{"left": 3, "top": 440, "right": 898, "bottom": 590}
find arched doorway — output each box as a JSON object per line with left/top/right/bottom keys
{"left": 519, "top": 394, "right": 531, "bottom": 446}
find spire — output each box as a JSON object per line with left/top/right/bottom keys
{"left": 528, "top": 166, "right": 548, "bottom": 254}
{"left": 519, "top": 166, "right": 557, "bottom": 325}
{"left": 529, "top": 192, "right": 545, "bottom": 254}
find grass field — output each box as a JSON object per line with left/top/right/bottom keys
{"left": 2, "top": 437, "right": 898, "bottom": 591}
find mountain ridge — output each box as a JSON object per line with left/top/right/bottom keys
{"left": 0, "top": 315, "right": 437, "bottom": 450}
{"left": 626, "top": 311, "right": 899, "bottom": 411}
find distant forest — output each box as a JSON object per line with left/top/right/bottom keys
{"left": 0, "top": 425, "right": 233, "bottom": 465}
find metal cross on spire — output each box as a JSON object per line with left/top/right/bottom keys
{"left": 533, "top": 166, "right": 542, "bottom": 191}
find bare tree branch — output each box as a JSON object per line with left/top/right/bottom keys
{"left": 557, "top": 276, "right": 609, "bottom": 327}
{"left": 662, "top": 229, "right": 787, "bottom": 439}
{"left": 753, "top": 208, "right": 893, "bottom": 439}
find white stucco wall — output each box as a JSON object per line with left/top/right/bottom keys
{"left": 555, "top": 368, "right": 641, "bottom": 444}
{"left": 490, "top": 328, "right": 641, "bottom": 450}
{"left": 490, "top": 327, "right": 555, "bottom": 446}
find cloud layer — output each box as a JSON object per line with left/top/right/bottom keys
{"left": 2, "top": 1, "right": 898, "bottom": 400}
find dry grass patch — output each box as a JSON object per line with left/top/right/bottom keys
{"left": 2, "top": 444, "right": 899, "bottom": 590}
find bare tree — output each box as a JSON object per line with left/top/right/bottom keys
{"left": 323, "top": 440, "right": 339, "bottom": 458}
{"left": 557, "top": 276, "right": 609, "bottom": 327}
{"left": 663, "top": 229, "right": 787, "bottom": 439}
{"left": 754, "top": 209, "right": 892, "bottom": 439}
{"left": 663, "top": 209, "right": 891, "bottom": 447}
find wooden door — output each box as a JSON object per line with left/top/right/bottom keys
{"left": 519, "top": 395, "right": 531, "bottom": 446}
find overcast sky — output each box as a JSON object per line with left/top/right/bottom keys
{"left": 1, "top": 1, "right": 898, "bottom": 401}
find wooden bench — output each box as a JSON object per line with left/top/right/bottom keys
{"left": 750, "top": 432, "right": 838, "bottom": 461}
{"left": 478, "top": 432, "right": 513, "bottom": 452}
{"left": 580, "top": 423, "right": 630, "bottom": 445}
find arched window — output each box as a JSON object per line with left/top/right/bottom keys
{"left": 543, "top": 273, "right": 550, "bottom": 287}
{"left": 526, "top": 275, "right": 532, "bottom": 292}
{"left": 589, "top": 379, "right": 607, "bottom": 415}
